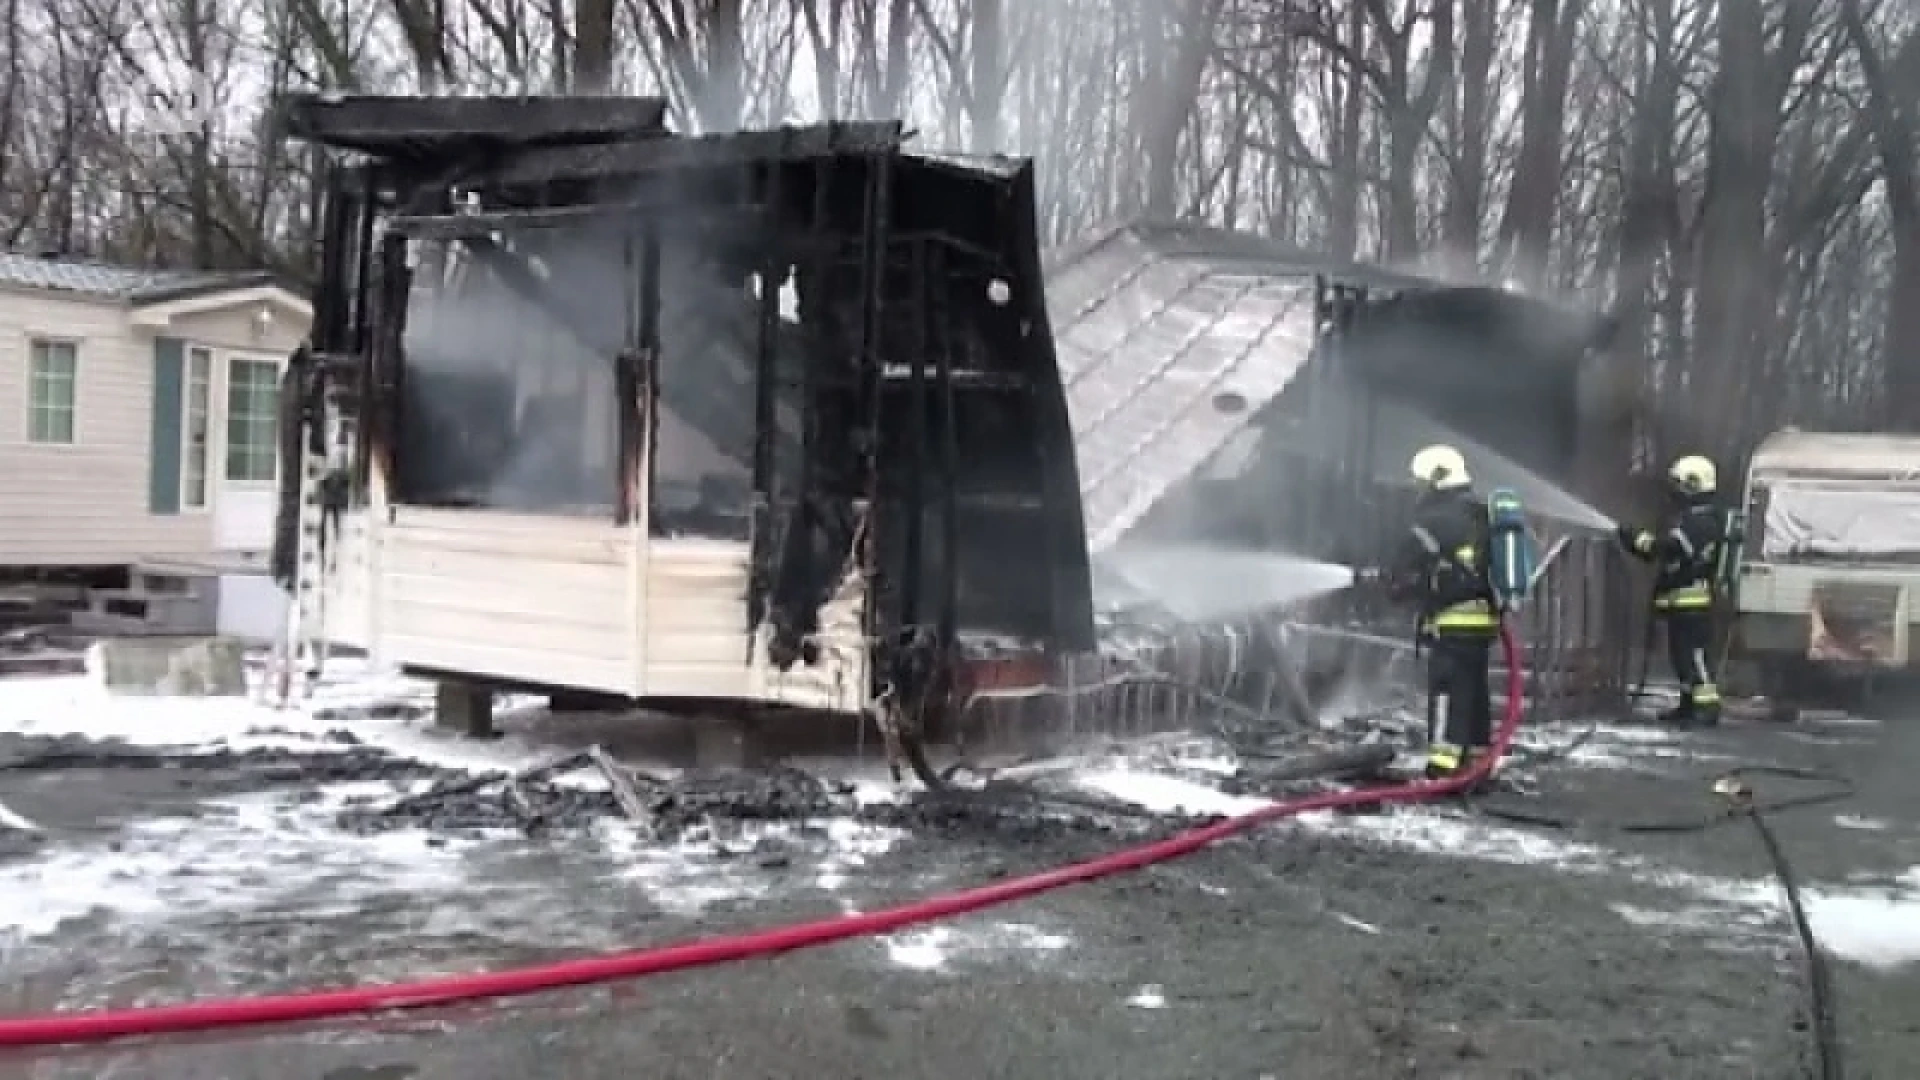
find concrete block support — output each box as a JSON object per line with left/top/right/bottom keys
{"left": 692, "top": 714, "right": 763, "bottom": 768}
{"left": 435, "top": 680, "right": 496, "bottom": 738}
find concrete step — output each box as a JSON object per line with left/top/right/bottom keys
{"left": 71, "top": 610, "right": 155, "bottom": 636}
{"left": 0, "top": 649, "right": 89, "bottom": 677}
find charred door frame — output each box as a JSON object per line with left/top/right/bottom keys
{"left": 618, "top": 225, "right": 662, "bottom": 526}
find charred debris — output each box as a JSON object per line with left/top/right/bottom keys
{"left": 274, "top": 94, "right": 1094, "bottom": 705}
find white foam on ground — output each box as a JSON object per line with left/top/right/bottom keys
{"left": 814, "top": 818, "right": 906, "bottom": 891}
{"left": 0, "top": 799, "right": 40, "bottom": 832}
{"left": 0, "top": 667, "right": 555, "bottom": 777}
{"left": 1072, "top": 770, "right": 1271, "bottom": 817}
{"left": 0, "top": 788, "right": 476, "bottom": 939}
{"left": 1614, "top": 866, "right": 1920, "bottom": 970}
{"left": 886, "top": 928, "right": 952, "bottom": 971}
{"left": 879, "top": 921, "right": 1072, "bottom": 973}
{"left": 1293, "top": 805, "right": 1615, "bottom": 871}
{"left": 1835, "top": 814, "right": 1890, "bottom": 832}
{"left": 1126, "top": 984, "right": 1168, "bottom": 1009}
{"left": 586, "top": 815, "right": 908, "bottom": 917}
{"left": 0, "top": 666, "right": 901, "bottom": 940}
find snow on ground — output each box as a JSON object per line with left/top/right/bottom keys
{"left": 4, "top": 661, "right": 1914, "bottom": 975}
{"left": 0, "top": 665, "right": 910, "bottom": 945}
{"left": 0, "top": 787, "right": 479, "bottom": 940}
{"left": 2, "top": 660, "right": 544, "bottom": 775}
{"left": 879, "top": 920, "right": 1073, "bottom": 974}
{"left": 1073, "top": 769, "right": 1271, "bottom": 818}
{"left": 1065, "top": 739, "right": 1920, "bottom": 972}
{"left": 1125, "top": 984, "right": 1168, "bottom": 1009}
{"left": 1620, "top": 866, "right": 1920, "bottom": 971}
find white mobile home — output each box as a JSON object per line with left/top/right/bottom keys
{"left": 0, "top": 252, "right": 312, "bottom": 571}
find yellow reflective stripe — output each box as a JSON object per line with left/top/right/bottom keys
{"left": 1433, "top": 599, "right": 1498, "bottom": 629}
{"left": 1428, "top": 746, "right": 1462, "bottom": 770}
{"left": 1689, "top": 685, "right": 1721, "bottom": 705}
{"left": 1655, "top": 583, "right": 1713, "bottom": 609}
{"left": 1632, "top": 531, "right": 1655, "bottom": 555}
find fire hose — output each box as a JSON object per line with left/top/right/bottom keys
{"left": 0, "top": 629, "right": 1536, "bottom": 1050}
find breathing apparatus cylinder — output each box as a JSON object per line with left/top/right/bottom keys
{"left": 1715, "top": 508, "right": 1747, "bottom": 602}
{"left": 1485, "top": 488, "right": 1538, "bottom": 612}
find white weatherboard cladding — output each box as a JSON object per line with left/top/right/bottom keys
{"left": 0, "top": 283, "right": 309, "bottom": 567}
{"left": 0, "top": 289, "right": 209, "bottom": 565}
{"left": 644, "top": 538, "right": 755, "bottom": 693}
{"left": 377, "top": 509, "right": 636, "bottom": 694}
{"left": 327, "top": 507, "right": 867, "bottom": 709}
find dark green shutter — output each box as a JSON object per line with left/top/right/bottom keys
{"left": 149, "top": 337, "right": 184, "bottom": 514}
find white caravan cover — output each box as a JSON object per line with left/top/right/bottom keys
{"left": 1760, "top": 482, "right": 1920, "bottom": 561}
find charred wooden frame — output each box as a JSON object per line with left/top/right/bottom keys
{"left": 279, "top": 94, "right": 1096, "bottom": 698}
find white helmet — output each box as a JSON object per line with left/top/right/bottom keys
{"left": 1410, "top": 444, "right": 1470, "bottom": 491}
{"left": 1668, "top": 454, "right": 1716, "bottom": 495}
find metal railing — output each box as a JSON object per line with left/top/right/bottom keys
{"left": 946, "top": 521, "right": 1640, "bottom": 754}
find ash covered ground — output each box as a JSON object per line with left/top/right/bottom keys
{"left": 0, "top": 663, "right": 1917, "bottom": 1079}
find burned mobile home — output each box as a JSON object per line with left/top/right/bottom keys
{"left": 1049, "top": 222, "right": 1638, "bottom": 712}
{"left": 272, "top": 94, "right": 1094, "bottom": 760}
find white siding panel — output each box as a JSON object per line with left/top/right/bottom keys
{"left": 375, "top": 508, "right": 637, "bottom": 694}
{"left": 0, "top": 290, "right": 213, "bottom": 565}
{"left": 160, "top": 301, "right": 309, "bottom": 356}
{"left": 639, "top": 539, "right": 870, "bottom": 710}
{"left": 751, "top": 565, "right": 870, "bottom": 712}
{"left": 643, "top": 539, "right": 755, "bottom": 697}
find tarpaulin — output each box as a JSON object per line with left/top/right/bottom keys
{"left": 1760, "top": 483, "right": 1920, "bottom": 561}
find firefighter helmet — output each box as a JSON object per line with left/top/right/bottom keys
{"left": 1668, "top": 455, "right": 1717, "bottom": 495}
{"left": 1410, "top": 444, "right": 1470, "bottom": 491}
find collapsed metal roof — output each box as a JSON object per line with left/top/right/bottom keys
{"left": 1047, "top": 223, "right": 1325, "bottom": 554}
{"left": 1049, "top": 220, "right": 1610, "bottom": 552}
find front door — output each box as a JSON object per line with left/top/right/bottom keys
{"left": 212, "top": 352, "right": 283, "bottom": 553}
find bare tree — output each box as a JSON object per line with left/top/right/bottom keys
{"left": 1496, "top": 0, "right": 1584, "bottom": 280}
{"left": 1841, "top": 0, "right": 1920, "bottom": 429}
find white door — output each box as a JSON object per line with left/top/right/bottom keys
{"left": 213, "top": 353, "right": 283, "bottom": 553}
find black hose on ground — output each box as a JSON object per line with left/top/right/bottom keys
{"left": 1718, "top": 777, "right": 1846, "bottom": 1080}
{"left": 1470, "top": 764, "right": 1851, "bottom": 1080}
{"left": 1468, "top": 763, "right": 1855, "bottom": 833}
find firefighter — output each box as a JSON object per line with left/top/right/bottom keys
{"left": 1616, "top": 454, "right": 1726, "bottom": 728}
{"left": 1381, "top": 444, "right": 1502, "bottom": 781}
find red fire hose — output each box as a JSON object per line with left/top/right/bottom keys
{"left": 0, "top": 625, "right": 1526, "bottom": 1050}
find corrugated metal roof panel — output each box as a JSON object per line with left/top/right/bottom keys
{"left": 0, "top": 252, "right": 271, "bottom": 303}
{"left": 1046, "top": 223, "right": 1318, "bottom": 553}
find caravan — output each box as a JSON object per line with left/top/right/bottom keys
{"left": 1736, "top": 429, "right": 1920, "bottom": 710}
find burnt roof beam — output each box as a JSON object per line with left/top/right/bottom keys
{"left": 277, "top": 93, "right": 671, "bottom": 158}
{"left": 390, "top": 198, "right": 773, "bottom": 241}
{"left": 483, "top": 121, "right": 905, "bottom": 189}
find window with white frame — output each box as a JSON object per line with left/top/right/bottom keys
{"left": 28, "top": 339, "right": 78, "bottom": 444}
{"left": 183, "top": 347, "right": 212, "bottom": 507}
{"left": 224, "top": 357, "right": 279, "bottom": 483}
